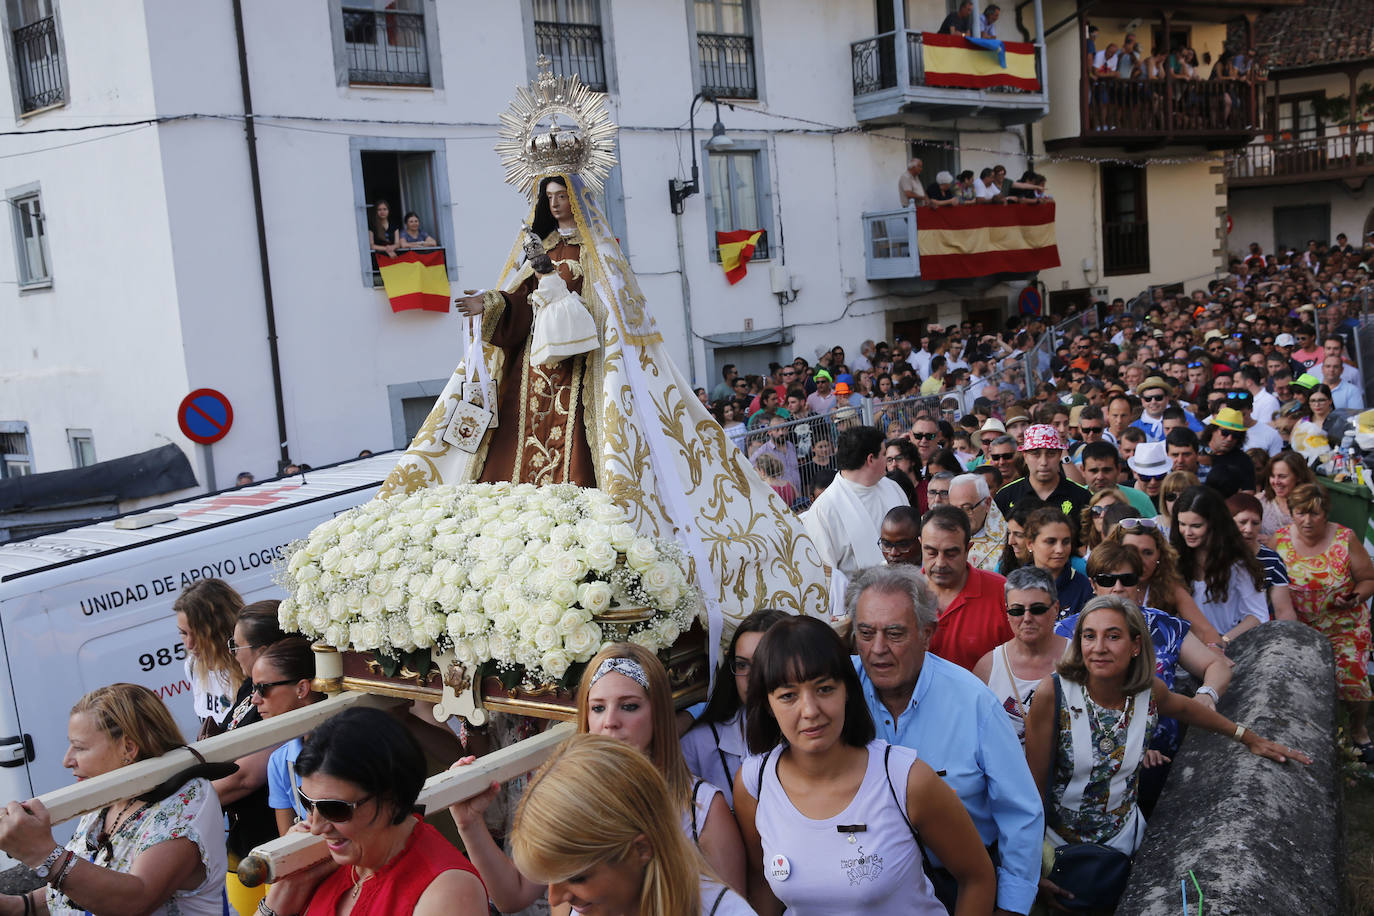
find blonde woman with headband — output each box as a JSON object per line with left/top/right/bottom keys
{"left": 449, "top": 644, "right": 747, "bottom": 911}
{"left": 512, "top": 734, "right": 754, "bottom": 915}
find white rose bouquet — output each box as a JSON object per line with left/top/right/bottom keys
{"left": 277, "top": 482, "right": 697, "bottom": 688}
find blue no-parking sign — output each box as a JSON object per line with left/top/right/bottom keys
{"left": 177, "top": 388, "right": 234, "bottom": 445}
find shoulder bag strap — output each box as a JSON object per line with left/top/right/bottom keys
{"left": 690, "top": 778, "right": 705, "bottom": 844}
{"left": 708, "top": 721, "right": 732, "bottom": 791}
{"left": 1046, "top": 673, "right": 1063, "bottom": 813}
{"left": 883, "top": 744, "right": 934, "bottom": 866}
{"left": 1000, "top": 646, "right": 1028, "bottom": 720}
{"left": 708, "top": 885, "right": 729, "bottom": 915}
{"left": 755, "top": 745, "right": 775, "bottom": 800}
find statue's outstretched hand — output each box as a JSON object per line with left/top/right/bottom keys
{"left": 456, "top": 290, "right": 486, "bottom": 317}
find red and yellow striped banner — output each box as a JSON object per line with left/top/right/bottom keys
{"left": 717, "top": 229, "right": 764, "bottom": 285}
{"left": 376, "top": 249, "right": 451, "bottom": 313}
{"left": 918, "top": 202, "right": 1059, "bottom": 279}
{"left": 922, "top": 33, "right": 1040, "bottom": 91}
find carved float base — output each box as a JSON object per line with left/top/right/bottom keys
{"left": 323, "top": 621, "right": 708, "bottom": 726}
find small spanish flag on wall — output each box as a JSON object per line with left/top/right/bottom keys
{"left": 376, "top": 250, "right": 451, "bottom": 313}
{"left": 716, "top": 229, "right": 764, "bottom": 285}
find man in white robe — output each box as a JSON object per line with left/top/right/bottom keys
{"left": 802, "top": 426, "right": 911, "bottom": 619}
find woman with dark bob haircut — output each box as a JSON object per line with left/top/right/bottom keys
{"left": 259, "top": 707, "right": 487, "bottom": 916}
{"left": 733, "top": 615, "right": 994, "bottom": 915}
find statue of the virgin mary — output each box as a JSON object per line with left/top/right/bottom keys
{"left": 378, "top": 59, "right": 827, "bottom": 657}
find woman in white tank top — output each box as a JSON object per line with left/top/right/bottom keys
{"left": 733, "top": 616, "right": 995, "bottom": 915}
{"left": 449, "top": 644, "right": 747, "bottom": 912}
{"left": 973, "top": 567, "right": 1068, "bottom": 743}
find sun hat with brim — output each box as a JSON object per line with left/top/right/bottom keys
{"left": 1004, "top": 407, "right": 1031, "bottom": 426}
{"left": 1019, "top": 424, "right": 1064, "bottom": 451}
{"left": 1274, "top": 333, "right": 1296, "bottom": 347}
{"left": 1208, "top": 407, "right": 1247, "bottom": 432}
{"left": 813, "top": 369, "right": 833, "bottom": 382}
{"left": 1127, "top": 441, "right": 1170, "bottom": 478}
{"left": 1137, "top": 377, "right": 1173, "bottom": 397}
{"left": 834, "top": 382, "right": 852, "bottom": 396}
{"left": 1293, "top": 373, "right": 1320, "bottom": 391}
{"left": 1204, "top": 330, "right": 1224, "bottom": 342}
{"left": 1069, "top": 405, "right": 1086, "bottom": 425}
{"left": 979, "top": 418, "right": 1007, "bottom": 435}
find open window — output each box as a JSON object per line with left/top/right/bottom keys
{"left": 352, "top": 140, "right": 454, "bottom": 286}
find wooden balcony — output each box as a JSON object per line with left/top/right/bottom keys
{"left": 1048, "top": 75, "right": 1260, "bottom": 150}
{"left": 1227, "top": 125, "right": 1374, "bottom": 187}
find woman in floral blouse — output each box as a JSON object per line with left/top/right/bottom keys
{"left": 0, "top": 683, "right": 227, "bottom": 916}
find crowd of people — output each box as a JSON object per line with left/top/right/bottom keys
{"left": 897, "top": 158, "right": 1051, "bottom": 209}
{"left": 1, "top": 249, "right": 1371, "bottom": 914}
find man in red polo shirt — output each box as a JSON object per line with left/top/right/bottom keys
{"left": 921, "top": 505, "right": 1011, "bottom": 670}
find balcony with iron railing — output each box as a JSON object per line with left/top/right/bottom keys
{"left": 534, "top": 20, "right": 607, "bottom": 92}
{"left": 342, "top": 5, "right": 430, "bottom": 86}
{"left": 697, "top": 32, "right": 757, "bottom": 99}
{"left": 13, "top": 16, "right": 64, "bottom": 113}
{"left": 1050, "top": 72, "right": 1259, "bottom": 150}
{"left": 850, "top": 26, "right": 1048, "bottom": 126}
{"left": 1227, "top": 123, "right": 1374, "bottom": 187}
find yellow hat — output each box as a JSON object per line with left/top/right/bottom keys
{"left": 1210, "top": 407, "right": 1246, "bottom": 432}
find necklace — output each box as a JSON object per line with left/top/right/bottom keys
{"left": 1084, "top": 690, "right": 1131, "bottom": 756}
{"left": 349, "top": 824, "right": 413, "bottom": 902}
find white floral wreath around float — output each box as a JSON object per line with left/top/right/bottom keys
{"left": 276, "top": 481, "right": 698, "bottom": 689}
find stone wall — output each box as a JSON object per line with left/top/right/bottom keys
{"left": 1118, "top": 620, "right": 1341, "bottom": 915}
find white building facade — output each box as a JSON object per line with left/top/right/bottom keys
{"left": 0, "top": 0, "right": 1049, "bottom": 491}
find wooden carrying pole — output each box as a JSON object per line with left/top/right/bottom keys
{"left": 236, "top": 721, "right": 575, "bottom": 888}
{"left": 36, "top": 692, "right": 399, "bottom": 825}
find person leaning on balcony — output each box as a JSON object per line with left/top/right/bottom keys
{"left": 899, "top": 158, "right": 927, "bottom": 207}
{"left": 938, "top": 0, "right": 973, "bottom": 36}
{"left": 979, "top": 3, "right": 1000, "bottom": 38}
{"left": 929, "top": 171, "right": 961, "bottom": 208}
{"left": 395, "top": 211, "right": 437, "bottom": 249}
{"left": 368, "top": 198, "right": 399, "bottom": 258}
{"left": 974, "top": 167, "right": 1003, "bottom": 202}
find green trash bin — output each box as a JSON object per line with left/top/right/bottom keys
{"left": 1317, "top": 476, "right": 1374, "bottom": 548}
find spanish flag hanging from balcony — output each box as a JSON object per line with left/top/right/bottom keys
{"left": 376, "top": 249, "right": 451, "bottom": 313}
{"left": 921, "top": 33, "right": 1040, "bottom": 91}
{"left": 716, "top": 229, "right": 764, "bottom": 285}
{"left": 918, "top": 202, "right": 1059, "bottom": 280}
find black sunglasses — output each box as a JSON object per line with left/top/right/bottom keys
{"left": 1217, "top": 428, "right": 1245, "bottom": 439}
{"left": 1007, "top": 602, "right": 1053, "bottom": 617}
{"left": 1141, "top": 393, "right": 1166, "bottom": 402}
{"left": 1092, "top": 572, "right": 1141, "bottom": 587}
{"left": 251, "top": 678, "right": 297, "bottom": 698}
{"left": 296, "top": 787, "right": 373, "bottom": 823}
{"left": 911, "top": 432, "right": 938, "bottom": 441}
{"left": 990, "top": 452, "right": 1016, "bottom": 461}
{"left": 1080, "top": 425, "right": 1105, "bottom": 434}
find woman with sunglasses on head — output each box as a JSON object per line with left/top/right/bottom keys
{"left": 1227, "top": 492, "right": 1298, "bottom": 623}
{"left": 250, "top": 638, "right": 328, "bottom": 834}
{"left": 211, "top": 602, "right": 287, "bottom": 913}
{"left": 973, "top": 567, "right": 1068, "bottom": 744}
{"left": 1025, "top": 507, "right": 1092, "bottom": 620}
{"left": 682, "top": 610, "right": 790, "bottom": 809}
{"left": 1171, "top": 486, "right": 1269, "bottom": 649}
{"left": 1055, "top": 542, "right": 1232, "bottom": 814}
{"left": 0, "top": 684, "right": 227, "bottom": 916}
{"left": 734, "top": 615, "right": 994, "bottom": 916}
{"left": 1081, "top": 488, "right": 1126, "bottom": 552}
{"left": 449, "top": 643, "right": 747, "bottom": 911}
{"left": 512, "top": 735, "right": 754, "bottom": 915}
{"left": 1023, "top": 595, "right": 1308, "bottom": 912}
{"left": 260, "top": 706, "right": 487, "bottom": 916}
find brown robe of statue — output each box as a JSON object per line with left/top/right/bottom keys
{"left": 478, "top": 235, "right": 597, "bottom": 487}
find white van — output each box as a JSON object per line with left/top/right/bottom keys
{"left": 0, "top": 453, "right": 397, "bottom": 817}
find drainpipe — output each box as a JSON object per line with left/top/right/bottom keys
{"left": 231, "top": 0, "right": 291, "bottom": 472}
{"left": 673, "top": 210, "right": 698, "bottom": 384}
{"left": 1014, "top": 0, "right": 1037, "bottom": 167}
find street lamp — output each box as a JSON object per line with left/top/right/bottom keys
{"left": 668, "top": 92, "right": 734, "bottom": 214}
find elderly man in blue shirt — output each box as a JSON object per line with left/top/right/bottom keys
{"left": 849, "top": 563, "right": 1043, "bottom": 916}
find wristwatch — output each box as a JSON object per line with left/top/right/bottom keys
{"left": 34, "top": 845, "right": 65, "bottom": 879}
{"left": 1195, "top": 686, "right": 1220, "bottom": 704}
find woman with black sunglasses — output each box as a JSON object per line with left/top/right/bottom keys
{"left": 250, "top": 638, "right": 326, "bottom": 835}
{"left": 260, "top": 706, "right": 487, "bottom": 916}
{"left": 0, "top": 684, "right": 227, "bottom": 916}
{"left": 973, "top": 567, "right": 1067, "bottom": 745}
